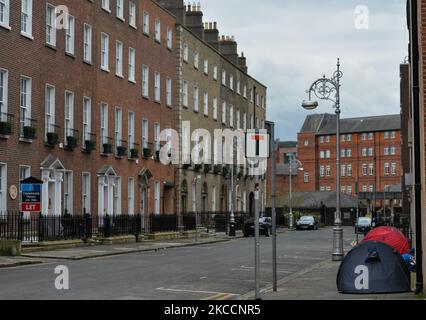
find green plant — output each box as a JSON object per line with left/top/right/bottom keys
{"left": 0, "top": 121, "right": 12, "bottom": 135}
{"left": 143, "top": 148, "right": 151, "bottom": 158}
{"left": 46, "top": 132, "right": 59, "bottom": 145}
{"left": 103, "top": 143, "right": 112, "bottom": 154}
{"left": 117, "top": 146, "right": 127, "bottom": 157}
{"left": 23, "top": 126, "right": 36, "bottom": 139}
{"left": 67, "top": 136, "right": 78, "bottom": 149}
{"left": 85, "top": 139, "right": 96, "bottom": 152}
{"left": 130, "top": 148, "right": 139, "bottom": 159}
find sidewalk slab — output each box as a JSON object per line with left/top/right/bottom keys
{"left": 20, "top": 235, "right": 240, "bottom": 261}
{"left": 0, "top": 257, "right": 44, "bottom": 269}
{"left": 258, "top": 260, "right": 416, "bottom": 301}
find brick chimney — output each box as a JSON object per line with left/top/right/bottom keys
{"left": 185, "top": 2, "right": 204, "bottom": 40}
{"left": 219, "top": 35, "right": 238, "bottom": 65}
{"left": 238, "top": 52, "right": 248, "bottom": 73}
{"left": 204, "top": 21, "right": 219, "bottom": 50}
{"left": 154, "top": 0, "right": 186, "bottom": 25}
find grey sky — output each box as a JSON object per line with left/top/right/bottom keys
{"left": 201, "top": 0, "right": 408, "bottom": 141}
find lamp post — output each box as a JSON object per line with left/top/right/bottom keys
{"left": 302, "top": 58, "right": 344, "bottom": 262}
{"left": 193, "top": 175, "right": 201, "bottom": 241}
{"left": 289, "top": 156, "right": 304, "bottom": 229}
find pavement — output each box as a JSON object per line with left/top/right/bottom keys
{"left": 0, "top": 256, "right": 44, "bottom": 268}
{"left": 0, "top": 227, "right": 419, "bottom": 300}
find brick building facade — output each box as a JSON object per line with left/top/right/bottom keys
{"left": 0, "top": 0, "right": 177, "bottom": 216}
{"left": 0, "top": 1, "right": 267, "bottom": 220}
{"left": 297, "top": 114, "right": 403, "bottom": 200}
{"left": 156, "top": 1, "right": 267, "bottom": 217}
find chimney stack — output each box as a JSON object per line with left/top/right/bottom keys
{"left": 154, "top": 0, "right": 186, "bottom": 25}
{"left": 219, "top": 35, "right": 238, "bottom": 65}
{"left": 204, "top": 21, "right": 219, "bottom": 50}
{"left": 185, "top": 2, "right": 204, "bottom": 39}
{"left": 238, "top": 52, "right": 248, "bottom": 73}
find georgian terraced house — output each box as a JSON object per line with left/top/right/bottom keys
{"left": 0, "top": 0, "right": 176, "bottom": 216}
{"left": 156, "top": 1, "right": 267, "bottom": 217}
{"left": 0, "top": 0, "right": 267, "bottom": 219}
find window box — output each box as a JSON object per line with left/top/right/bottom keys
{"left": 23, "top": 126, "right": 36, "bottom": 140}
{"left": 155, "top": 150, "right": 160, "bottom": 161}
{"left": 84, "top": 139, "right": 96, "bottom": 152}
{"left": 0, "top": 121, "right": 12, "bottom": 135}
{"left": 143, "top": 148, "right": 152, "bottom": 158}
{"left": 183, "top": 163, "right": 191, "bottom": 170}
{"left": 130, "top": 148, "right": 139, "bottom": 159}
{"left": 103, "top": 143, "right": 113, "bottom": 154}
{"left": 194, "top": 164, "right": 202, "bottom": 172}
{"left": 46, "top": 132, "right": 59, "bottom": 146}
{"left": 222, "top": 165, "right": 230, "bottom": 177}
{"left": 66, "top": 136, "right": 78, "bottom": 150}
{"left": 117, "top": 146, "right": 127, "bottom": 157}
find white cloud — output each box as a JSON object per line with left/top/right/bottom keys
{"left": 201, "top": 0, "right": 408, "bottom": 140}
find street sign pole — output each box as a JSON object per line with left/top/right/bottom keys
{"left": 270, "top": 126, "right": 278, "bottom": 292}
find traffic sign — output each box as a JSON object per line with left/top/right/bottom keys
{"left": 245, "top": 129, "right": 270, "bottom": 159}
{"left": 20, "top": 177, "right": 43, "bottom": 213}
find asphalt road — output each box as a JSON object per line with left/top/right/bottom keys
{"left": 0, "top": 227, "right": 355, "bottom": 300}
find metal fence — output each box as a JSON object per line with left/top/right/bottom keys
{"left": 182, "top": 212, "right": 251, "bottom": 233}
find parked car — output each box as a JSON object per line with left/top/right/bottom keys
{"left": 355, "top": 217, "right": 372, "bottom": 235}
{"left": 296, "top": 216, "right": 319, "bottom": 231}
{"left": 243, "top": 218, "right": 270, "bottom": 237}
{"left": 259, "top": 217, "right": 272, "bottom": 231}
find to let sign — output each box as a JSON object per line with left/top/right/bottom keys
{"left": 20, "top": 178, "right": 42, "bottom": 213}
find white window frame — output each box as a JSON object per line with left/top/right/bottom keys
{"left": 113, "top": 177, "right": 122, "bottom": 215}
{"left": 101, "top": 33, "right": 110, "bottom": 71}
{"left": 128, "top": 178, "right": 135, "bottom": 215}
{"left": 142, "top": 119, "right": 148, "bottom": 149}
{"left": 116, "top": 0, "right": 124, "bottom": 20}
{"left": 64, "top": 171, "right": 73, "bottom": 215}
{"left": 100, "top": 103, "right": 108, "bottom": 146}
{"left": 20, "top": 76, "right": 32, "bottom": 134}
{"left": 45, "top": 84, "right": 55, "bottom": 135}
{"left": 154, "top": 180, "right": 160, "bottom": 215}
{"left": 204, "top": 59, "right": 209, "bottom": 75}
{"left": 183, "top": 44, "right": 189, "bottom": 62}
{"left": 166, "top": 77, "right": 172, "bottom": 107}
{"left": 21, "top": 0, "right": 33, "bottom": 38}
{"left": 64, "top": 91, "right": 74, "bottom": 141}
{"left": 166, "top": 27, "right": 172, "bottom": 49}
{"left": 194, "top": 52, "right": 199, "bottom": 69}
{"left": 114, "top": 107, "right": 122, "bottom": 148}
{"left": 128, "top": 111, "right": 135, "bottom": 151}
{"left": 129, "top": 0, "right": 136, "bottom": 28}
{"left": 154, "top": 72, "right": 161, "bottom": 102}
{"left": 0, "top": 69, "right": 8, "bottom": 120}
{"left": 154, "top": 123, "right": 160, "bottom": 152}
{"left": 101, "top": 0, "right": 110, "bottom": 12}
{"left": 154, "top": 19, "right": 161, "bottom": 42}
{"left": 193, "top": 86, "right": 199, "bottom": 112}
{"left": 46, "top": 3, "right": 56, "bottom": 46}
{"left": 65, "top": 14, "right": 75, "bottom": 55}
{"left": 212, "top": 97, "right": 217, "bottom": 120}
{"left": 142, "top": 65, "right": 149, "bottom": 98}
{"left": 213, "top": 65, "right": 218, "bottom": 80}
{"left": 203, "top": 92, "right": 209, "bottom": 117}
{"left": 222, "top": 101, "right": 226, "bottom": 125}
{"left": 143, "top": 11, "right": 150, "bottom": 34}
{"left": 116, "top": 40, "right": 123, "bottom": 77}
{"left": 82, "top": 172, "right": 91, "bottom": 215}
{"left": 182, "top": 80, "right": 188, "bottom": 107}
{"left": 83, "top": 97, "right": 91, "bottom": 142}
{"left": 83, "top": 24, "right": 92, "bottom": 63}
{"left": 128, "top": 47, "right": 136, "bottom": 82}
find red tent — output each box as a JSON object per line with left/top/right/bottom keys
{"left": 363, "top": 227, "right": 411, "bottom": 255}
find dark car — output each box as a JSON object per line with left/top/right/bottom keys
{"left": 296, "top": 216, "right": 319, "bottom": 231}
{"left": 355, "top": 217, "right": 372, "bottom": 235}
{"left": 243, "top": 218, "right": 270, "bottom": 237}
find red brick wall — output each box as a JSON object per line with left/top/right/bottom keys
{"left": 0, "top": 0, "right": 176, "bottom": 215}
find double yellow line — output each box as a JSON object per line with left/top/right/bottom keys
{"left": 202, "top": 293, "right": 236, "bottom": 300}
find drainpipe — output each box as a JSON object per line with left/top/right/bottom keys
{"left": 409, "top": 0, "right": 424, "bottom": 295}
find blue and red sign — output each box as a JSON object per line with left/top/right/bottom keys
{"left": 20, "top": 177, "right": 43, "bottom": 213}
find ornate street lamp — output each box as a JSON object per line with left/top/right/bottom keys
{"left": 301, "top": 58, "right": 344, "bottom": 262}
